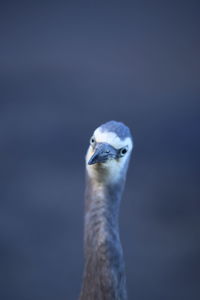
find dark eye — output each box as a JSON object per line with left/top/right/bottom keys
{"left": 90, "top": 136, "right": 95, "bottom": 145}
{"left": 119, "top": 146, "right": 128, "bottom": 156}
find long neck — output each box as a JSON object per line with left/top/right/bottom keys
{"left": 80, "top": 174, "right": 127, "bottom": 300}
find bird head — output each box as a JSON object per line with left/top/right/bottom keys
{"left": 86, "top": 121, "right": 133, "bottom": 183}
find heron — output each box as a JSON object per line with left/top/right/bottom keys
{"left": 80, "top": 120, "right": 133, "bottom": 300}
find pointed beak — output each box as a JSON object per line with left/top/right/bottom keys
{"left": 88, "top": 143, "right": 117, "bottom": 165}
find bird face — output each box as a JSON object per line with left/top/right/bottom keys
{"left": 86, "top": 121, "right": 133, "bottom": 183}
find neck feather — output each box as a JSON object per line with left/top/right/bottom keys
{"left": 80, "top": 174, "right": 127, "bottom": 300}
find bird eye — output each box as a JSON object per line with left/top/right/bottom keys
{"left": 119, "top": 146, "right": 128, "bottom": 156}
{"left": 90, "top": 136, "right": 96, "bottom": 146}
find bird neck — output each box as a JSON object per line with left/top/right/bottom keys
{"left": 85, "top": 177, "right": 123, "bottom": 246}
{"left": 80, "top": 175, "right": 127, "bottom": 300}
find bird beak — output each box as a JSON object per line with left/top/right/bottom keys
{"left": 88, "top": 143, "right": 117, "bottom": 165}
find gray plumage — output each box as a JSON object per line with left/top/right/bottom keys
{"left": 100, "top": 121, "right": 132, "bottom": 141}
{"left": 80, "top": 121, "right": 133, "bottom": 300}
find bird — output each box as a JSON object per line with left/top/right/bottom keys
{"left": 80, "top": 120, "right": 133, "bottom": 300}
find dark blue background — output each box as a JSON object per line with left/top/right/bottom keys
{"left": 0, "top": 1, "right": 200, "bottom": 299}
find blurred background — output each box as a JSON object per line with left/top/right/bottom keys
{"left": 0, "top": 1, "right": 200, "bottom": 299}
